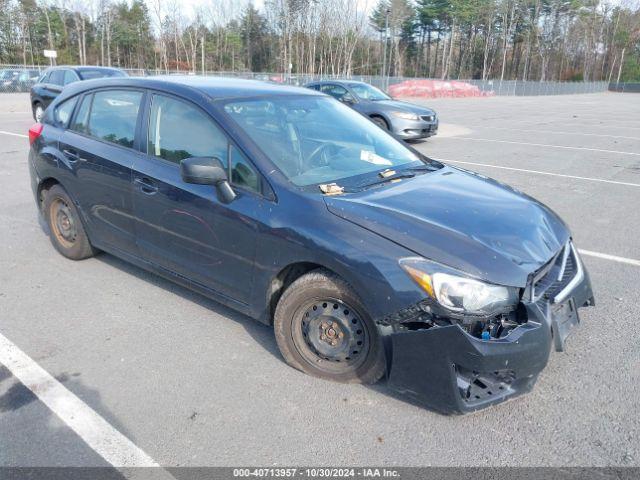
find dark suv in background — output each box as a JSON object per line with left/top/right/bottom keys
{"left": 30, "top": 66, "right": 126, "bottom": 121}
{"left": 305, "top": 80, "right": 438, "bottom": 141}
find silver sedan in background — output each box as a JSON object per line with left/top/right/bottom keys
{"left": 305, "top": 80, "right": 438, "bottom": 141}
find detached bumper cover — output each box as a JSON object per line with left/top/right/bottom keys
{"left": 384, "top": 261, "right": 594, "bottom": 414}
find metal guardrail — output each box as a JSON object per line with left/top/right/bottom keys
{"left": 0, "top": 63, "right": 615, "bottom": 96}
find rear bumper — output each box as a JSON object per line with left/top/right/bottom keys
{"left": 383, "top": 266, "right": 594, "bottom": 414}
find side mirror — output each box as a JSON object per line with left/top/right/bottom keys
{"left": 340, "top": 94, "right": 356, "bottom": 105}
{"left": 180, "top": 156, "right": 237, "bottom": 204}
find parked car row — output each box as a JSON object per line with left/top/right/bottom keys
{"left": 26, "top": 65, "right": 438, "bottom": 142}
{"left": 0, "top": 68, "right": 41, "bottom": 93}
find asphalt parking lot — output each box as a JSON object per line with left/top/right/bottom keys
{"left": 0, "top": 91, "right": 638, "bottom": 468}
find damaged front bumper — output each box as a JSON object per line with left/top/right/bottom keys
{"left": 381, "top": 246, "right": 594, "bottom": 414}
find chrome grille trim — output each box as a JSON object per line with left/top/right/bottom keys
{"left": 553, "top": 243, "right": 584, "bottom": 304}
{"left": 528, "top": 241, "right": 582, "bottom": 304}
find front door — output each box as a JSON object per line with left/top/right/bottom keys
{"left": 131, "top": 93, "right": 262, "bottom": 305}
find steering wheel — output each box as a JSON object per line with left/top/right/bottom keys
{"left": 307, "top": 143, "right": 335, "bottom": 167}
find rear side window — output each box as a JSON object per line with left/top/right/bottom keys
{"left": 78, "top": 69, "right": 126, "bottom": 80}
{"left": 71, "top": 94, "right": 92, "bottom": 133}
{"left": 63, "top": 70, "right": 78, "bottom": 85}
{"left": 49, "top": 70, "right": 64, "bottom": 86}
{"left": 54, "top": 97, "right": 78, "bottom": 127}
{"left": 147, "top": 94, "right": 227, "bottom": 164}
{"left": 88, "top": 90, "right": 142, "bottom": 148}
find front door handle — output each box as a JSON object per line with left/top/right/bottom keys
{"left": 134, "top": 177, "right": 159, "bottom": 194}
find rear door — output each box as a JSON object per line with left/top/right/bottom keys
{"left": 58, "top": 88, "right": 144, "bottom": 255}
{"left": 131, "top": 92, "right": 262, "bottom": 305}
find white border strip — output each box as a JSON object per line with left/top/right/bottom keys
{"left": 439, "top": 159, "right": 640, "bottom": 188}
{"left": 578, "top": 249, "right": 640, "bottom": 267}
{"left": 0, "top": 332, "right": 165, "bottom": 469}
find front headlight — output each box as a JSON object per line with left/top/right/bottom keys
{"left": 390, "top": 111, "right": 420, "bottom": 121}
{"left": 400, "top": 258, "right": 519, "bottom": 315}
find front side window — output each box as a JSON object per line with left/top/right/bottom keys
{"left": 54, "top": 96, "right": 78, "bottom": 127}
{"left": 224, "top": 96, "right": 426, "bottom": 187}
{"left": 147, "top": 94, "right": 227, "bottom": 164}
{"left": 88, "top": 90, "right": 142, "bottom": 148}
{"left": 229, "top": 144, "right": 259, "bottom": 192}
{"left": 320, "top": 84, "right": 348, "bottom": 101}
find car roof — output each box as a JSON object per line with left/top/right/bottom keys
{"left": 60, "top": 75, "right": 322, "bottom": 100}
{"left": 310, "top": 80, "right": 370, "bottom": 87}
{"left": 44, "top": 65, "right": 124, "bottom": 74}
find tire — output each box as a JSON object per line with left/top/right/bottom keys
{"left": 274, "top": 269, "right": 385, "bottom": 384}
{"left": 43, "top": 185, "right": 96, "bottom": 260}
{"left": 33, "top": 102, "right": 44, "bottom": 122}
{"left": 371, "top": 115, "right": 389, "bottom": 131}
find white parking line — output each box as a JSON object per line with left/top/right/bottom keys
{"left": 436, "top": 159, "right": 640, "bottom": 188}
{"left": 0, "top": 130, "right": 28, "bottom": 138}
{"left": 0, "top": 331, "right": 173, "bottom": 473}
{"left": 578, "top": 249, "right": 640, "bottom": 267}
{"left": 470, "top": 126, "right": 640, "bottom": 141}
{"left": 439, "top": 137, "right": 640, "bottom": 156}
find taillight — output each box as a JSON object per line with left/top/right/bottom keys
{"left": 28, "top": 123, "right": 43, "bottom": 145}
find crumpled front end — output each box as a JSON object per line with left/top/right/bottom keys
{"left": 382, "top": 242, "right": 594, "bottom": 414}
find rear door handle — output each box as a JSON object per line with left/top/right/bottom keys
{"left": 134, "top": 177, "right": 159, "bottom": 194}
{"left": 62, "top": 149, "right": 82, "bottom": 162}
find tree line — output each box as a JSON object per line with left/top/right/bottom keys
{"left": 1, "top": 0, "right": 639, "bottom": 82}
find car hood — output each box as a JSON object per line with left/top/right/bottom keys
{"left": 375, "top": 99, "right": 435, "bottom": 115}
{"left": 324, "top": 166, "right": 569, "bottom": 287}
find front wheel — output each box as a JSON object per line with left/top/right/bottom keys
{"left": 274, "top": 270, "right": 385, "bottom": 384}
{"left": 371, "top": 116, "right": 389, "bottom": 131}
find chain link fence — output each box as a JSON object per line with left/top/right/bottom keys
{"left": 609, "top": 82, "right": 640, "bottom": 93}
{"left": 0, "top": 63, "right": 619, "bottom": 97}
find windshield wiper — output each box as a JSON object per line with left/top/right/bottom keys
{"left": 346, "top": 172, "right": 417, "bottom": 192}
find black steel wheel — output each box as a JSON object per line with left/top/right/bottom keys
{"left": 43, "top": 185, "right": 97, "bottom": 260}
{"left": 274, "top": 269, "right": 385, "bottom": 384}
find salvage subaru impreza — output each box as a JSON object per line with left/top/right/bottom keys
{"left": 28, "top": 76, "right": 594, "bottom": 413}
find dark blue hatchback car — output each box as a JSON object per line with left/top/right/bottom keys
{"left": 28, "top": 76, "right": 594, "bottom": 413}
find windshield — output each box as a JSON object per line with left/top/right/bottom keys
{"left": 350, "top": 83, "right": 390, "bottom": 101}
{"left": 223, "top": 96, "right": 424, "bottom": 187}
{"left": 78, "top": 69, "right": 126, "bottom": 80}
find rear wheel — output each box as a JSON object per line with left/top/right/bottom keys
{"left": 33, "top": 103, "right": 44, "bottom": 122}
{"left": 371, "top": 115, "right": 389, "bottom": 131}
{"left": 43, "top": 185, "right": 96, "bottom": 260}
{"left": 274, "top": 270, "right": 385, "bottom": 384}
